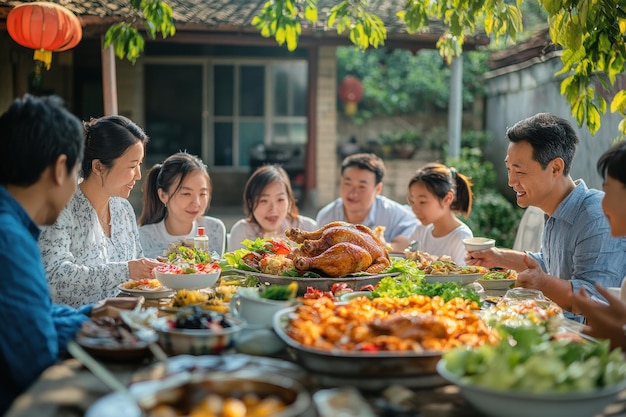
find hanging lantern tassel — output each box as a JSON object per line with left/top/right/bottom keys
{"left": 33, "top": 49, "right": 52, "bottom": 70}
{"left": 338, "top": 75, "right": 364, "bottom": 116}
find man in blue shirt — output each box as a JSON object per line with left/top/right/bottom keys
{"left": 467, "top": 113, "right": 626, "bottom": 317}
{"left": 316, "top": 153, "right": 418, "bottom": 253}
{"left": 0, "top": 95, "right": 92, "bottom": 413}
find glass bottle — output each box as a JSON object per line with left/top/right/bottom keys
{"left": 194, "top": 226, "right": 209, "bottom": 254}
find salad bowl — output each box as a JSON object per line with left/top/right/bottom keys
{"left": 437, "top": 360, "right": 626, "bottom": 417}
{"left": 154, "top": 269, "right": 220, "bottom": 290}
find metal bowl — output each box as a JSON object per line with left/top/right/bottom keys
{"left": 231, "top": 269, "right": 398, "bottom": 295}
{"left": 154, "top": 314, "right": 245, "bottom": 355}
{"left": 273, "top": 307, "right": 444, "bottom": 389}
{"left": 138, "top": 372, "right": 311, "bottom": 417}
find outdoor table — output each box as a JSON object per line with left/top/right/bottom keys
{"left": 6, "top": 350, "right": 626, "bottom": 417}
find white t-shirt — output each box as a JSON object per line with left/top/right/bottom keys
{"left": 408, "top": 223, "right": 473, "bottom": 265}
{"left": 139, "top": 216, "right": 226, "bottom": 258}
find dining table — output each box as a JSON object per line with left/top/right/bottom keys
{"left": 6, "top": 286, "right": 626, "bottom": 417}
{"left": 7, "top": 341, "right": 626, "bottom": 417}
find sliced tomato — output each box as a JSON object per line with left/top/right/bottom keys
{"left": 358, "top": 342, "right": 379, "bottom": 352}
{"left": 266, "top": 239, "right": 291, "bottom": 255}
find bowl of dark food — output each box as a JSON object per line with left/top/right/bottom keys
{"left": 153, "top": 305, "right": 245, "bottom": 355}
{"left": 436, "top": 326, "right": 626, "bottom": 417}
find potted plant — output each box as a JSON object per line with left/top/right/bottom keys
{"left": 379, "top": 130, "right": 422, "bottom": 159}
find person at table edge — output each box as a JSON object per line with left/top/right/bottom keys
{"left": 466, "top": 113, "right": 626, "bottom": 318}
{"left": 0, "top": 95, "right": 137, "bottom": 414}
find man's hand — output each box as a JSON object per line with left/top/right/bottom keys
{"left": 465, "top": 247, "right": 500, "bottom": 268}
{"left": 515, "top": 253, "right": 546, "bottom": 288}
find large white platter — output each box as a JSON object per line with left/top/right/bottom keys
{"left": 272, "top": 306, "right": 444, "bottom": 389}
{"left": 230, "top": 269, "right": 399, "bottom": 295}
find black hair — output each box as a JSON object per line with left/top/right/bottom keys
{"left": 0, "top": 94, "right": 83, "bottom": 186}
{"left": 139, "top": 152, "right": 211, "bottom": 225}
{"left": 408, "top": 162, "right": 473, "bottom": 218}
{"left": 244, "top": 164, "right": 299, "bottom": 225}
{"left": 506, "top": 113, "right": 579, "bottom": 175}
{"left": 597, "top": 140, "right": 626, "bottom": 186}
{"left": 82, "top": 115, "right": 148, "bottom": 179}
{"left": 341, "top": 153, "right": 385, "bottom": 184}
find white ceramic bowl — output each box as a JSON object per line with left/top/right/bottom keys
{"left": 229, "top": 287, "right": 297, "bottom": 328}
{"left": 154, "top": 314, "right": 244, "bottom": 355}
{"left": 436, "top": 360, "right": 626, "bottom": 417}
{"left": 154, "top": 270, "right": 220, "bottom": 290}
{"left": 463, "top": 237, "right": 496, "bottom": 252}
{"left": 339, "top": 291, "right": 374, "bottom": 302}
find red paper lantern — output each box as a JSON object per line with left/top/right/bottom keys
{"left": 7, "top": 2, "right": 82, "bottom": 70}
{"left": 338, "top": 75, "right": 364, "bottom": 116}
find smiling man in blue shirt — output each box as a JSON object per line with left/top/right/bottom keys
{"left": 466, "top": 113, "right": 626, "bottom": 318}
{"left": 0, "top": 95, "right": 91, "bottom": 413}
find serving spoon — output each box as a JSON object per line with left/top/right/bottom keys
{"left": 67, "top": 340, "right": 146, "bottom": 416}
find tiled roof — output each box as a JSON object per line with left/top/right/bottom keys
{"left": 0, "top": 0, "right": 489, "bottom": 47}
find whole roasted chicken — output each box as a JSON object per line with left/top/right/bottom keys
{"left": 286, "top": 221, "right": 390, "bottom": 277}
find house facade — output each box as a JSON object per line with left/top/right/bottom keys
{"left": 0, "top": 0, "right": 488, "bottom": 212}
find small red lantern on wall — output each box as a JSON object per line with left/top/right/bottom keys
{"left": 338, "top": 75, "right": 364, "bottom": 116}
{"left": 7, "top": 2, "right": 82, "bottom": 71}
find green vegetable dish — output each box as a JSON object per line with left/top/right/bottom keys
{"left": 443, "top": 326, "right": 626, "bottom": 392}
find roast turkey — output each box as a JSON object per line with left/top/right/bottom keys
{"left": 286, "top": 221, "right": 390, "bottom": 276}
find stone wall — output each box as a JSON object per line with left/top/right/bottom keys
{"left": 484, "top": 52, "right": 621, "bottom": 196}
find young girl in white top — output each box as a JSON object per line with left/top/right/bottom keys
{"left": 138, "top": 152, "right": 226, "bottom": 258}
{"left": 228, "top": 164, "right": 316, "bottom": 251}
{"left": 407, "top": 162, "right": 474, "bottom": 265}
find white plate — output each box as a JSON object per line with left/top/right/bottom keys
{"left": 424, "top": 273, "right": 482, "bottom": 285}
{"left": 477, "top": 278, "right": 516, "bottom": 290}
{"left": 117, "top": 285, "right": 175, "bottom": 299}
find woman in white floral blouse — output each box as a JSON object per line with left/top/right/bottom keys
{"left": 38, "top": 116, "right": 163, "bottom": 307}
{"left": 138, "top": 152, "right": 226, "bottom": 258}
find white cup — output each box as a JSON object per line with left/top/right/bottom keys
{"left": 229, "top": 288, "right": 294, "bottom": 328}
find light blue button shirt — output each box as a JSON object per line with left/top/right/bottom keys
{"left": 315, "top": 195, "right": 419, "bottom": 242}
{"left": 527, "top": 180, "right": 626, "bottom": 318}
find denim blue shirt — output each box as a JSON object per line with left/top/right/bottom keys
{"left": 316, "top": 195, "right": 419, "bottom": 242}
{"left": 0, "top": 186, "right": 91, "bottom": 414}
{"left": 527, "top": 180, "right": 626, "bottom": 307}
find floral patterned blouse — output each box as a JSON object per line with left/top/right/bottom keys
{"left": 38, "top": 188, "right": 143, "bottom": 308}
